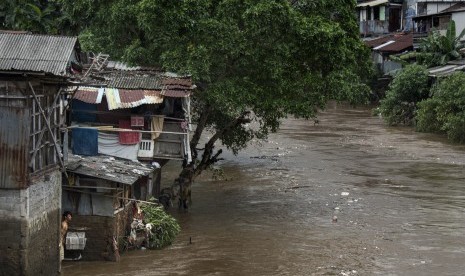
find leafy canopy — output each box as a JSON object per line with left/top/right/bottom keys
{"left": 59, "top": 0, "right": 372, "bottom": 156}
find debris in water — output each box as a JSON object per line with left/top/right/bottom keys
{"left": 341, "top": 192, "right": 350, "bottom": 196}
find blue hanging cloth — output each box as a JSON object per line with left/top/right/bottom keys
{"left": 72, "top": 128, "right": 98, "bottom": 156}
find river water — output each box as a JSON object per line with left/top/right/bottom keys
{"left": 63, "top": 104, "right": 465, "bottom": 276}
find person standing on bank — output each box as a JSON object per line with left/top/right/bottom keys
{"left": 60, "top": 211, "right": 72, "bottom": 261}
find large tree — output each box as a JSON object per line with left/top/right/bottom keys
{"left": 0, "top": 0, "right": 67, "bottom": 34}
{"left": 59, "top": 0, "right": 372, "bottom": 199}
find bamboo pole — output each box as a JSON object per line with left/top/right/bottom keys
{"left": 28, "top": 82, "right": 66, "bottom": 173}
{"left": 63, "top": 187, "right": 160, "bottom": 205}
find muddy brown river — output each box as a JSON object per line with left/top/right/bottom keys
{"left": 63, "top": 104, "right": 465, "bottom": 276}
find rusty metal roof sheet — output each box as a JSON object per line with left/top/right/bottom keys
{"left": 365, "top": 33, "right": 413, "bottom": 53}
{"left": 0, "top": 33, "right": 78, "bottom": 76}
{"left": 73, "top": 88, "right": 164, "bottom": 109}
{"left": 66, "top": 154, "right": 156, "bottom": 185}
{"left": 74, "top": 87, "right": 104, "bottom": 104}
{"left": 161, "top": 89, "right": 191, "bottom": 97}
{"left": 118, "top": 89, "right": 146, "bottom": 108}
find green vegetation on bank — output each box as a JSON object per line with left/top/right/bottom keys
{"left": 380, "top": 64, "right": 465, "bottom": 143}
{"left": 416, "top": 73, "right": 465, "bottom": 143}
{"left": 379, "top": 65, "right": 430, "bottom": 126}
{"left": 379, "top": 20, "right": 465, "bottom": 143}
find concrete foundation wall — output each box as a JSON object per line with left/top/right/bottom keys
{"left": 0, "top": 170, "right": 61, "bottom": 276}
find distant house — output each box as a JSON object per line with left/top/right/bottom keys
{"left": 365, "top": 32, "right": 414, "bottom": 74}
{"left": 357, "top": 0, "right": 404, "bottom": 36}
{"left": 413, "top": 2, "right": 465, "bottom": 39}
{"left": 0, "top": 31, "right": 81, "bottom": 275}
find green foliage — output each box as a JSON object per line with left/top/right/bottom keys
{"left": 417, "top": 20, "right": 465, "bottom": 67}
{"left": 416, "top": 72, "right": 465, "bottom": 143}
{"left": 5, "top": 0, "right": 373, "bottom": 169}
{"left": 140, "top": 204, "right": 180, "bottom": 249}
{"left": 415, "top": 99, "right": 441, "bottom": 133}
{"left": 0, "top": 0, "right": 65, "bottom": 34}
{"left": 380, "top": 64, "right": 430, "bottom": 126}
{"left": 58, "top": 0, "right": 372, "bottom": 157}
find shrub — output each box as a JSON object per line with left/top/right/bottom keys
{"left": 140, "top": 204, "right": 180, "bottom": 249}
{"left": 415, "top": 98, "right": 442, "bottom": 133}
{"left": 416, "top": 72, "right": 465, "bottom": 143}
{"left": 379, "top": 64, "right": 430, "bottom": 126}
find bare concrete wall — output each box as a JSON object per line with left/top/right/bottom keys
{"left": 0, "top": 170, "right": 61, "bottom": 276}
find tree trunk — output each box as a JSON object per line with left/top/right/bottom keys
{"left": 173, "top": 110, "right": 251, "bottom": 209}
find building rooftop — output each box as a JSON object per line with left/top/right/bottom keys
{"left": 0, "top": 32, "right": 79, "bottom": 76}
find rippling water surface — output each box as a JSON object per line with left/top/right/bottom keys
{"left": 63, "top": 105, "right": 465, "bottom": 276}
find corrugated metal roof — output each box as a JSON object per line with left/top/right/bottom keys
{"left": 66, "top": 154, "right": 156, "bottom": 185}
{"left": 75, "top": 70, "right": 192, "bottom": 108}
{"left": 428, "top": 64, "right": 465, "bottom": 77}
{"left": 118, "top": 89, "right": 146, "bottom": 108}
{"left": 144, "top": 91, "right": 164, "bottom": 103}
{"left": 73, "top": 88, "right": 165, "bottom": 109}
{"left": 161, "top": 78, "right": 192, "bottom": 87}
{"left": 106, "top": 61, "right": 142, "bottom": 71}
{"left": 74, "top": 87, "right": 103, "bottom": 104}
{"left": 79, "top": 66, "right": 193, "bottom": 109}
{"left": 0, "top": 107, "right": 29, "bottom": 189}
{"left": 105, "top": 88, "right": 121, "bottom": 110}
{"left": 365, "top": 35, "right": 393, "bottom": 47}
{"left": 357, "top": 0, "right": 389, "bottom": 7}
{"left": 106, "top": 61, "right": 161, "bottom": 71}
{"left": 161, "top": 89, "right": 191, "bottom": 97}
{"left": 105, "top": 74, "right": 163, "bottom": 89}
{"left": 441, "top": 3, "right": 465, "bottom": 14}
{"left": 365, "top": 33, "right": 413, "bottom": 53}
{"left": 0, "top": 33, "right": 78, "bottom": 76}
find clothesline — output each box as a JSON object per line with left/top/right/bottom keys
{"left": 70, "top": 109, "right": 186, "bottom": 121}
{"left": 68, "top": 125, "right": 188, "bottom": 135}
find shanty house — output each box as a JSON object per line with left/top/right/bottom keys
{"left": 62, "top": 154, "right": 157, "bottom": 261}
{"left": 58, "top": 59, "right": 192, "bottom": 261}
{"left": 357, "top": 0, "right": 404, "bottom": 36}
{"left": 413, "top": 2, "right": 465, "bottom": 40}
{"left": 68, "top": 60, "right": 193, "bottom": 197}
{"left": 0, "top": 31, "right": 81, "bottom": 275}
